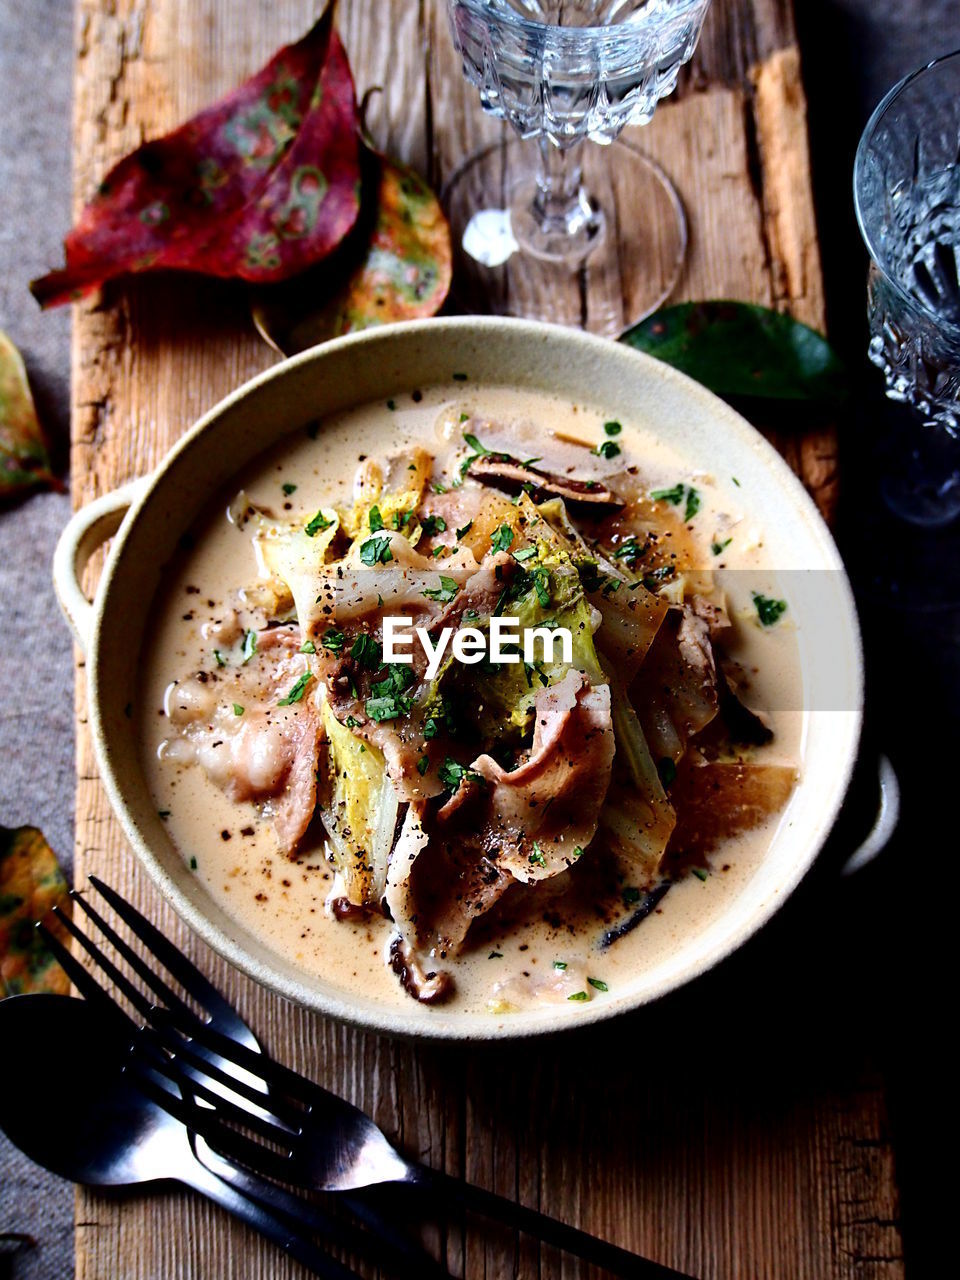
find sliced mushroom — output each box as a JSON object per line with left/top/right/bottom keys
{"left": 470, "top": 455, "right": 624, "bottom": 510}
{"left": 387, "top": 934, "right": 454, "bottom": 1004}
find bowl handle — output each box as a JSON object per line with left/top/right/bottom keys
{"left": 839, "top": 753, "right": 900, "bottom": 875}
{"left": 53, "top": 477, "right": 151, "bottom": 654}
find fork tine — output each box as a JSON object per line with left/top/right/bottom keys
{"left": 51, "top": 905, "right": 153, "bottom": 1020}
{"left": 151, "top": 1008, "right": 330, "bottom": 1111}
{"left": 36, "top": 922, "right": 137, "bottom": 1033}
{"left": 138, "top": 1021, "right": 305, "bottom": 1130}
{"left": 88, "top": 875, "right": 248, "bottom": 1036}
{"left": 135, "top": 1026, "right": 300, "bottom": 1147}
{"left": 125, "top": 1058, "right": 297, "bottom": 1185}
{"left": 70, "top": 891, "right": 198, "bottom": 1023}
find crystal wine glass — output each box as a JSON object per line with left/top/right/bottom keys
{"left": 854, "top": 49, "right": 960, "bottom": 525}
{"left": 443, "top": 0, "right": 712, "bottom": 336}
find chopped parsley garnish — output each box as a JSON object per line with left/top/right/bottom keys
{"left": 422, "top": 575, "right": 460, "bottom": 604}
{"left": 649, "top": 483, "right": 685, "bottom": 505}
{"left": 345, "top": 715, "right": 358, "bottom": 728}
{"left": 213, "top": 649, "right": 226, "bottom": 667}
{"left": 752, "top": 592, "right": 788, "bottom": 627}
{"left": 462, "top": 609, "right": 479, "bottom": 624}
{"left": 459, "top": 412, "right": 469, "bottom": 422}
{"left": 657, "top": 757, "right": 677, "bottom": 787}
{"left": 531, "top": 566, "right": 551, "bottom": 608}
{"left": 455, "top": 431, "right": 492, "bottom": 485}
{"left": 592, "top": 440, "right": 621, "bottom": 459}
{"left": 350, "top": 632, "right": 383, "bottom": 669}
{"left": 432, "top": 545, "right": 447, "bottom": 558}
{"left": 622, "top": 886, "right": 641, "bottom": 906}
{"left": 392, "top": 510, "right": 413, "bottom": 531}
{"left": 611, "top": 537, "right": 643, "bottom": 565}
{"left": 366, "top": 695, "right": 403, "bottom": 722}
{"left": 568, "top": 991, "right": 588, "bottom": 1002}
{"left": 322, "top": 629, "right": 345, "bottom": 654}
{"left": 732, "top": 476, "right": 741, "bottom": 487}
{"left": 438, "top": 757, "right": 484, "bottom": 791}
{"left": 553, "top": 960, "right": 567, "bottom": 970}
{"left": 386, "top": 399, "right": 396, "bottom": 410}
{"left": 282, "top": 482, "right": 297, "bottom": 495}
{"left": 456, "top": 521, "right": 473, "bottom": 540}
{"left": 232, "top": 703, "right": 244, "bottom": 716}
{"left": 490, "top": 524, "right": 514, "bottom": 553}
{"left": 513, "top": 546, "right": 537, "bottom": 563}
{"left": 433, "top": 482, "right": 447, "bottom": 494}
{"left": 360, "top": 535, "right": 393, "bottom": 565}
{"left": 604, "top": 420, "right": 622, "bottom": 436}
{"left": 416, "top": 755, "right": 430, "bottom": 776}
{"left": 651, "top": 481, "right": 703, "bottom": 520}
{"left": 572, "top": 846, "right": 583, "bottom": 859}
{"left": 305, "top": 509, "right": 334, "bottom": 537}
{"left": 299, "top": 640, "right": 316, "bottom": 654}
{"left": 368, "top": 505, "right": 384, "bottom": 532}
{"left": 277, "top": 672, "right": 313, "bottom": 706}
{"left": 711, "top": 537, "right": 733, "bottom": 556}
{"left": 529, "top": 841, "right": 547, "bottom": 868}
{"left": 420, "top": 514, "right": 447, "bottom": 536}
{"left": 423, "top": 716, "right": 440, "bottom": 740}
{"left": 587, "top": 977, "right": 609, "bottom": 992}
{"left": 692, "top": 867, "right": 708, "bottom": 882}
{"left": 365, "top": 665, "right": 416, "bottom": 723}
{"left": 241, "top": 630, "right": 257, "bottom": 664}
{"left": 642, "top": 564, "right": 677, "bottom": 592}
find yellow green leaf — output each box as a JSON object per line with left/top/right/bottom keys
{"left": 0, "top": 331, "right": 57, "bottom": 500}
{"left": 0, "top": 825, "right": 71, "bottom": 997}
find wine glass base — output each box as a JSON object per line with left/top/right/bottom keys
{"left": 442, "top": 136, "right": 687, "bottom": 337}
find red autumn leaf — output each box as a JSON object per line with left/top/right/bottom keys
{"left": 252, "top": 146, "right": 453, "bottom": 354}
{"left": 31, "top": 10, "right": 361, "bottom": 308}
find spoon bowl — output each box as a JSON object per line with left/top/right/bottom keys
{"left": 0, "top": 993, "right": 184, "bottom": 1187}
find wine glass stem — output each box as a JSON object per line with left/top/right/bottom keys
{"left": 534, "top": 138, "right": 585, "bottom": 230}
{"left": 514, "top": 136, "right": 601, "bottom": 262}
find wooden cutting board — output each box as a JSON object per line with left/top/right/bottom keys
{"left": 69, "top": 1, "right": 900, "bottom": 1276}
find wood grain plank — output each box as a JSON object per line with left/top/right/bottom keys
{"left": 69, "top": 1, "right": 899, "bottom": 1278}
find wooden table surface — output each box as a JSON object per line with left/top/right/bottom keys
{"left": 70, "top": 1, "right": 901, "bottom": 1276}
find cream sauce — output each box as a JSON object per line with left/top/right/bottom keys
{"left": 139, "top": 383, "right": 803, "bottom": 1016}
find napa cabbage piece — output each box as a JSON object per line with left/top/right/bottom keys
{"left": 318, "top": 698, "right": 399, "bottom": 906}
{"left": 600, "top": 667, "right": 677, "bottom": 875}
{"left": 340, "top": 447, "right": 432, "bottom": 543}
{"left": 435, "top": 542, "right": 605, "bottom": 741}
{"left": 229, "top": 490, "right": 341, "bottom": 618}
{"left": 525, "top": 495, "right": 669, "bottom": 679}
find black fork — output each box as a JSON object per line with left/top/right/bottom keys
{"left": 40, "top": 878, "right": 447, "bottom": 1280}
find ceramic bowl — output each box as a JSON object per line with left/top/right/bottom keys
{"left": 54, "top": 317, "right": 863, "bottom": 1039}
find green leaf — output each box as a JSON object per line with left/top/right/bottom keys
{"left": 621, "top": 301, "right": 847, "bottom": 403}
{"left": 277, "top": 671, "right": 314, "bottom": 705}
{"left": 305, "top": 509, "right": 334, "bottom": 536}
{"left": 360, "top": 535, "right": 393, "bottom": 565}
{"left": 752, "top": 592, "right": 788, "bottom": 627}
{"left": 422, "top": 575, "right": 460, "bottom": 604}
{"left": 490, "top": 524, "right": 514, "bottom": 553}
